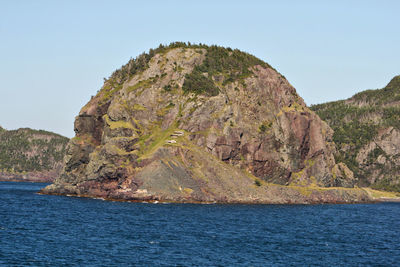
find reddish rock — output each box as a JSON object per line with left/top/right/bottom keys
{"left": 42, "top": 44, "right": 362, "bottom": 203}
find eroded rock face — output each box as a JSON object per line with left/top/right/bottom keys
{"left": 356, "top": 127, "right": 400, "bottom": 185}
{"left": 42, "top": 44, "right": 359, "bottom": 203}
{"left": 311, "top": 75, "right": 400, "bottom": 192}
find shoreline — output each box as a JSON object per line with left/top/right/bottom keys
{"left": 0, "top": 177, "right": 53, "bottom": 183}
{"left": 38, "top": 180, "right": 398, "bottom": 205}
{"left": 0, "top": 172, "right": 55, "bottom": 183}
{"left": 376, "top": 197, "right": 400, "bottom": 203}
{"left": 39, "top": 189, "right": 393, "bottom": 205}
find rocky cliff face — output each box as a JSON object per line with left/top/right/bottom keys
{"left": 42, "top": 43, "right": 365, "bottom": 203}
{"left": 311, "top": 75, "right": 400, "bottom": 192}
{"left": 0, "top": 127, "right": 68, "bottom": 182}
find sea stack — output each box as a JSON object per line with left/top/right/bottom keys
{"left": 42, "top": 43, "right": 370, "bottom": 203}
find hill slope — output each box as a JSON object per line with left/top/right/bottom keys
{"left": 311, "top": 76, "right": 400, "bottom": 192}
{"left": 0, "top": 127, "right": 69, "bottom": 182}
{"left": 42, "top": 43, "right": 370, "bottom": 203}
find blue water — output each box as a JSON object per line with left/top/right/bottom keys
{"left": 1, "top": 182, "right": 399, "bottom": 266}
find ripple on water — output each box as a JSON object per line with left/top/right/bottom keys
{"left": 0, "top": 182, "right": 399, "bottom": 266}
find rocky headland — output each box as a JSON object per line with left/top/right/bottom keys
{"left": 41, "top": 43, "right": 380, "bottom": 203}
{"left": 312, "top": 76, "right": 400, "bottom": 193}
{"left": 0, "top": 127, "right": 68, "bottom": 182}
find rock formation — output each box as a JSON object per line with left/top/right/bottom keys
{"left": 42, "top": 43, "right": 369, "bottom": 203}
{"left": 312, "top": 75, "right": 400, "bottom": 192}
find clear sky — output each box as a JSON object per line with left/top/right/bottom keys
{"left": 1, "top": 0, "right": 399, "bottom": 137}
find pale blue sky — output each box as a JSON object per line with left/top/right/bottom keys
{"left": 1, "top": 0, "right": 399, "bottom": 137}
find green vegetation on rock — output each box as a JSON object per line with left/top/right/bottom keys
{"left": 101, "top": 42, "right": 271, "bottom": 99}
{"left": 182, "top": 45, "right": 269, "bottom": 96}
{"left": 351, "top": 75, "right": 400, "bottom": 106}
{"left": 196, "top": 45, "right": 268, "bottom": 79}
{"left": 182, "top": 68, "right": 219, "bottom": 96}
{"left": 109, "top": 42, "right": 206, "bottom": 85}
{"left": 311, "top": 75, "right": 400, "bottom": 191}
{"left": 371, "top": 177, "right": 400, "bottom": 192}
{"left": 0, "top": 128, "right": 69, "bottom": 173}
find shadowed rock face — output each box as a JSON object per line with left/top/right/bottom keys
{"left": 42, "top": 44, "right": 361, "bottom": 203}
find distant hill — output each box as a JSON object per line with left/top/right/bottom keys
{"left": 0, "top": 127, "right": 69, "bottom": 182}
{"left": 311, "top": 75, "right": 400, "bottom": 192}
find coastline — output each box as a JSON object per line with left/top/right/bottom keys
{"left": 362, "top": 187, "right": 400, "bottom": 203}
{"left": 0, "top": 172, "right": 55, "bottom": 183}
{"left": 38, "top": 190, "right": 378, "bottom": 205}
{"left": 38, "top": 183, "right": 399, "bottom": 205}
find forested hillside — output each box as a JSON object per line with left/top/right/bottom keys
{"left": 311, "top": 76, "right": 400, "bottom": 191}
{"left": 0, "top": 127, "right": 68, "bottom": 182}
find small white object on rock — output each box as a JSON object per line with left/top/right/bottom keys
{"left": 171, "top": 130, "right": 184, "bottom": 137}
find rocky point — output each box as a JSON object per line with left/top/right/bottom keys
{"left": 42, "top": 42, "right": 371, "bottom": 203}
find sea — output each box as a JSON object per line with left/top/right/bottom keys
{"left": 0, "top": 182, "right": 399, "bottom": 266}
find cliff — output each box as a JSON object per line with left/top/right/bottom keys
{"left": 311, "top": 76, "right": 400, "bottom": 192}
{"left": 42, "top": 43, "right": 371, "bottom": 203}
{"left": 0, "top": 127, "right": 69, "bottom": 182}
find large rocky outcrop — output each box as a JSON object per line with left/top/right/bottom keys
{"left": 42, "top": 43, "right": 367, "bottom": 203}
{"left": 312, "top": 75, "right": 400, "bottom": 192}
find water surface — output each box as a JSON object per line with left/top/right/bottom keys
{"left": 1, "top": 182, "right": 399, "bottom": 266}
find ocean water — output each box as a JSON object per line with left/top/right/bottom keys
{"left": 0, "top": 182, "right": 399, "bottom": 266}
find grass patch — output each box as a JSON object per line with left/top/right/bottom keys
{"left": 100, "top": 81, "right": 123, "bottom": 104}
{"left": 363, "top": 187, "right": 400, "bottom": 198}
{"left": 104, "top": 114, "right": 136, "bottom": 130}
{"left": 126, "top": 79, "right": 153, "bottom": 93}
{"left": 132, "top": 104, "right": 146, "bottom": 111}
{"left": 136, "top": 125, "right": 180, "bottom": 160}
